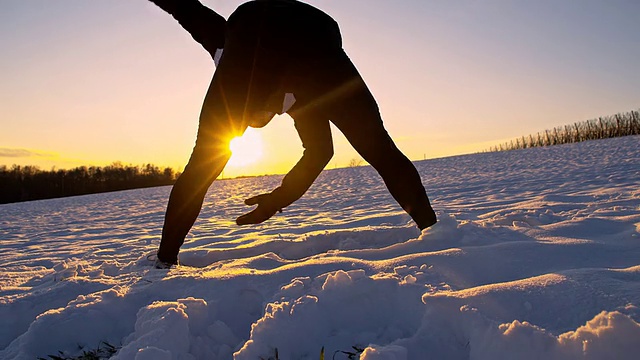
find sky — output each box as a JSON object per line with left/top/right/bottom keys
{"left": 1, "top": 0, "right": 639, "bottom": 178}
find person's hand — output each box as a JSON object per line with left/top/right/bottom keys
{"left": 236, "top": 193, "right": 281, "bottom": 225}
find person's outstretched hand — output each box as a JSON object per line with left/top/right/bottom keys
{"left": 236, "top": 193, "right": 281, "bottom": 225}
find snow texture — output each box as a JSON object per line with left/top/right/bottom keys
{"left": 1, "top": 136, "right": 639, "bottom": 359}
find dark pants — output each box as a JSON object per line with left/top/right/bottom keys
{"left": 158, "top": 0, "right": 436, "bottom": 263}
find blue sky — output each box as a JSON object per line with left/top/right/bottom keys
{"left": 1, "top": 0, "right": 638, "bottom": 175}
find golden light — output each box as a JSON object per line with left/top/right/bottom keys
{"left": 228, "top": 128, "right": 264, "bottom": 168}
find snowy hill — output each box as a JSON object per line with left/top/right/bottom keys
{"left": 1, "top": 136, "right": 639, "bottom": 359}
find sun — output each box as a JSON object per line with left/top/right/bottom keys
{"left": 228, "top": 128, "right": 264, "bottom": 168}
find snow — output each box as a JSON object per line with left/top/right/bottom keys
{"left": 1, "top": 135, "right": 639, "bottom": 359}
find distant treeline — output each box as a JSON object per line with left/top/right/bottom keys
{"left": 487, "top": 109, "right": 640, "bottom": 152}
{"left": 0, "top": 162, "right": 179, "bottom": 204}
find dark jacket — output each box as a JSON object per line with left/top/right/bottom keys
{"left": 150, "top": 0, "right": 341, "bottom": 61}
{"left": 149, "top": 0, "right": 226, "bottom": 59}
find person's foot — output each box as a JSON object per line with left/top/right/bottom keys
{"left": 147, "top": 254, "right": 177, "bottom": 269}
{"left": 417, "top": 208, "right": 438, "bottom": 230}
{"left": 419, "top": 217, "right": 437, "bottom": 230}
{"left": 154, "top": 258, "right": 175, "bottom": 269}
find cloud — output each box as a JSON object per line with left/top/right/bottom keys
{"left": 0, "top": 148, "right": 57, "bottom": 158}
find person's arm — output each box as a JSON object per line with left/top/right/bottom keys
{"left": 236, "top": 118, "right": 334, "bottom": 225}
{"left": 148, "top": 0, "right": 226, "bottom": 58}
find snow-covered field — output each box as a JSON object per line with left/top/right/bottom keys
{"left": 1, "top": 136, "right": 639, "bottom": 360}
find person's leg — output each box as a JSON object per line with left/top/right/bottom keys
{"left": 157, "top": 38, "right": 254, "bottom": 264}
{"left": 157, "top": 80, "right": 242, "bottom": 264}
{"left": 306, "top": 52, "right": 437, "bottom": 230}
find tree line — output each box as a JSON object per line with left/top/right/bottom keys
{"left": 487, "top": 109, "right": 640, "bottom": 152}
{"left": 0, "top": 162, "right": 179, "bottom": 204}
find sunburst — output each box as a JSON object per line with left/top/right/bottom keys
{"left": 227, "top": 128, "right": 264, "bottom": 168}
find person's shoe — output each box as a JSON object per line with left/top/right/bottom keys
{"left": 154, "top": 258, "right": 175, "bottom": 269}
{"left": 146, "top": 254, "right": 177, "bottom": 269}
{"left": 417, "top": 208, "right": 438, "bottom": 231}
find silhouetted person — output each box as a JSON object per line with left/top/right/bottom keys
{"left": 148, "top": 0, "right": 437, "bottom": 267}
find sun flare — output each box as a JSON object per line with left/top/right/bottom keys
{"left": 228, "top": 128, "right": 264, "bottom": 168}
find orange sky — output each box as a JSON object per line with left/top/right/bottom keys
{"left": 1, "top": 1, "right": 639, "bottom": 178}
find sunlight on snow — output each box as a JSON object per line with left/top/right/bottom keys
{"left": 1, "top": 136, "right": 639, "bottom": 359}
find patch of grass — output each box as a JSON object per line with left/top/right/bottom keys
{"left": 332, "top": 345, "right": 365, "bottom": 359}
{"left": 262, "top": 345, "right": 363, "bottom": 360}
{"left": 37, "top": 342, "right": 118, "bottom": 360}
{"left": 486, "top": 108, "right": 640, "bottom": 152}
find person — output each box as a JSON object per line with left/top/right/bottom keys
{"left": 148, "top": 0, "right": 437, "bottom": 268}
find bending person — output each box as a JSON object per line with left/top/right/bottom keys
{"left": 148, "top": 0, "right": 437, "bottom": 268}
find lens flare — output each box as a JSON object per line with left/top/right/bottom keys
{"left": 228, "top": 128, "right": 264, "bottom": 168}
